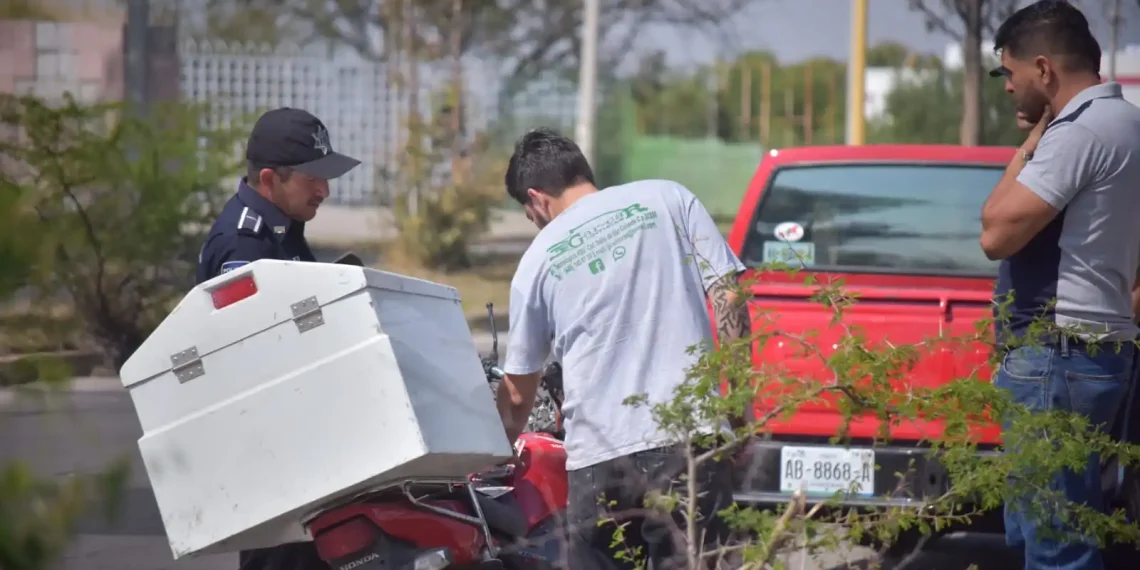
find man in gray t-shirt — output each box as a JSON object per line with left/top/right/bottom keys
{"left": 980, "top": 3, "right": 1140, "bottom": 569}
{"left": 495, "top": 128, "right": 750, "bottom": 569}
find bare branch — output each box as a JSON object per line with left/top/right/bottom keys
{"left": 278, "top": 0, "right": 751, "bottom": 84}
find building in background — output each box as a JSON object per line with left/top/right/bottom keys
{"left": 0, "top": 18, "right": 178, "bottom": 105}
{"left": 177, "top": 38, "right": 575, "bottom": 206}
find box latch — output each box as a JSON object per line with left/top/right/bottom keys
{"left": 170, "top": 346, "right": 204, "bottom": 382}
{"left": 291, "top": 296, "right": 325, "bottom": 333}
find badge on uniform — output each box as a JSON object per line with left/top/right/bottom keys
{"left": 221, "top": 261, "right": 249, "bottom": 274}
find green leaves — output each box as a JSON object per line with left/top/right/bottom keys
{"left": 608, "top": 260, "right": 1140, "bottom": 567}
{"left": 0, "top": 94, "right": 247, "bottom": 370}
{"left": 868, "top": 62, "right": 1025, "bottom": 146}
{"left": 0, "top": 93, "right": 245, "bottom": 570}
{"left": 387, "top": 86, "right": 505, "bottom": 271}
{"left": 0, "top": 458, "right": 131, "bottom": 570}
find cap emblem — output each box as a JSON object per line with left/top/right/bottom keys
{"left": 312, "top": 126, "right": 331, "bottom": 155}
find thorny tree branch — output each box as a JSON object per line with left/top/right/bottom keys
{"left": 617, "top": 245, "right": 1001, "bottom": 567}
{"left": 907, "top": 0, "right": 1019, "bottom": 41}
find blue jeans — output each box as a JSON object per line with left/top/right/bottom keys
{"left": 996, "top": 340, "right": 1136, "bottom": 570}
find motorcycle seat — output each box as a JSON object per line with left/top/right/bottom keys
{"left": 475, "top": 493, "right": 529, "bottom": 538}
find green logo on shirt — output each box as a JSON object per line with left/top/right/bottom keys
{"left": 545, "top": 202, "right": 659, "bottom": 279}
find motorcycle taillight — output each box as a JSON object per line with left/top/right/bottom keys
{"left": 313, "top": 516, "right": 379, "bottom": 562}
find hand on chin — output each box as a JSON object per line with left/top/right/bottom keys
{"left": 1016, "top": 111, "right": 1035, "bottom": 132}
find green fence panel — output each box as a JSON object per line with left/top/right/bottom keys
{"left": 621, "top": 136, "right": 764, "bottom": 219}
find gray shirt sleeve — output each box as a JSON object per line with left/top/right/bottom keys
{"left": 503, "top": 250, "right": 552, "bottom": 376}
{"left": 680, "top": 187, "right": 747, "bottom": 291}
{"left": 1017, "top": 122, "right": 1103, "bottom": 210}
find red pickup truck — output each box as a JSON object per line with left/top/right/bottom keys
{"left": 724, "top": 144, "right": 1140, "bottom": 561}
{"left": 725, "top": 144, "right": 1014, "bottom": 539}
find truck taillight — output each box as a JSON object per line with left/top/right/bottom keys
{"left": 211, "top": 275, "right": 258, "bottom": 309}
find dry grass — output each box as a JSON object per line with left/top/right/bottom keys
{"left": 374, "top": 247, "right": 520, "bottom": 332}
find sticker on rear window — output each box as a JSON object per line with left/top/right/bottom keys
{"left": 774, "top": 221, "right": 805, "bottom": 242}
{"left": 762, "top": 241, "right": 816, "bottom": 267}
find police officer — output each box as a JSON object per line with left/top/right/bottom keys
{"left": 195, "top": 107, "right": 359, "bottom": 570}
{"left": 196, "top": 107, "right": 360, "bottom": 285}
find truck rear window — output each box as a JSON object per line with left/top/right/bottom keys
{"left": 740, "top": 163, "right": 1004, "bottom": 276}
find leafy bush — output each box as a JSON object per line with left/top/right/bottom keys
{"left": 0, "top": 94, "right": 247, "bottom": 369}
{"left": 593, "top": 262, "right": 1140, "bottom": 568}
{"left": 386, "top": 87, "right": 504, "bottom": 271}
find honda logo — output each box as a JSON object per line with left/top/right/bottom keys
{"left": 339, "top": 552, "right": 379, "bottom": 570}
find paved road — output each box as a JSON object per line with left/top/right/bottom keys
{"left": 0, "top": 379, "right": 1022, "bottom": 570}
{"left": 305, "top": 205, "right": 538, "bottom": 249}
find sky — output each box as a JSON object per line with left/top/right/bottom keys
{"left": 641, "top": 0, "right": 1140, "bottom": 68}
{"left": 162, "top": 0, "right": 1140, "bottom": 74}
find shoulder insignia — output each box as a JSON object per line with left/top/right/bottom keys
{"left": 220, "top": 261, "right": 249, "bottom": 274}
{"left": 236, "top": 206, "right": 263, "bottom": 235}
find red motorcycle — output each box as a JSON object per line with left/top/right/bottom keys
{"left": 306, "top": 303, "right": 568, "bottom": 570}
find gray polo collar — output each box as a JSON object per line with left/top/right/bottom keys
{"left": 1051, "top": 82, "right": 1123, "bottom": 126}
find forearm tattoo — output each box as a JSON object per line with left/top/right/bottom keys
{"left": 711, "top": 274, "right": 751, "bottom": 342}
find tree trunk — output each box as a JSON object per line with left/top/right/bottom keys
{"left": 960, "top": 0, "right": 983, "bottom": 146}
{"left": 449, "top": 0, "right": 464, "bottom": 184}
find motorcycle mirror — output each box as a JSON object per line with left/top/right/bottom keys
{"left": 486, "top": 302, "right": 499, "bottom": 364}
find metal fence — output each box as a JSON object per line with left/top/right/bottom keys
{"left": 178, "top": 39, "right": 578, "bottom": 207}
{"left": 622, "top": 135, "right": 764, "bottom": 219}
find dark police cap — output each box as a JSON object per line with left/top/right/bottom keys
{"left": 246, "top": 108, "right": 361, "bottom": 180}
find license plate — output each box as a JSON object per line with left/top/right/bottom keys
{"left": 761, "top": 241, "right": 816, "bottom": 266}
{"left": 779, "top": 446, "right": 875, "bottom": 497}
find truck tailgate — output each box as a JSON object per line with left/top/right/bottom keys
{"left": 747, "top": 278, "right": 1001, "bottom": 444}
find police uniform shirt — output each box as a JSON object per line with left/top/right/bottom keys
{"left": 195, "top": 178, "right": 317, "bottom": 284}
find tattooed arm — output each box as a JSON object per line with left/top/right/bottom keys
{"left": 710, "top": 273, "right": 751, "bottom": 342}
{"left": 708, "top": 272, "right": 755, "bottom": 429}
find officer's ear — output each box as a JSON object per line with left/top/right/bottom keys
{"left": 257, "top": 167, "right": 276, "bottom": 189}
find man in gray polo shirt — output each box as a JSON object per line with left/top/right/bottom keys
{"left": 979, "top": 2, "right": 1140, "bottom": 569}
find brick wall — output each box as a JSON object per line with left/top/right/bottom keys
{"left": 0, "top": 19, "right": 178, "bottom": 104}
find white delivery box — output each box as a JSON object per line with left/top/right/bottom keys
{"left": 118, "top": 259, "right": 513, "bottom": 559}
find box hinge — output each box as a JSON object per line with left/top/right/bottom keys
{"left": 170, "top": 346, "right": 204, "bottom": 382}
{"left": 291, "top": 296, "right": 325, "bottom": 333}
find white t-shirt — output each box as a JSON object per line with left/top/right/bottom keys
{"left": 503, "top": 179, "right": 745, "bottom": 471}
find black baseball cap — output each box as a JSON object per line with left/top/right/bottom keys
{"left": 988, "top": 65, "right": 1010, "bottom": 78}
{"left": 246, "top": 108, "right": 361, "bottom": 180}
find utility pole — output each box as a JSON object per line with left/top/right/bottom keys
{"left": 740, "top": 63, "right": 752, "bottom": 140}
{"left": 845, "top": 0, "right": 867, "bottom": 145}
{"left": 1108, "top": 0, "right": 1121, "bottom": 81}
{"left": 759, "top": 62, "right": 771, "bottom": 146}
{"left": 124, "top": 0, "right": 150, "bottom": 115}
{"left": 575, "top": 0, "right": 600, "bottom": 167}
{"left": 804, "top": 63, "right": 814, "bottom": 145}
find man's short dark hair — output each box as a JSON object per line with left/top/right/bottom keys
{"left": 504, "top": 128, "right": 595, "bottom": 204}
{"left": 993, "top": 0, "right": 1101, "bottom": 75}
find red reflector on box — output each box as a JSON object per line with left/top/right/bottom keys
{"left": 211, "top": 275, "right": 258, "bottom": 309}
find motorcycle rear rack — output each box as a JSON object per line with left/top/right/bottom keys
{"left": 301, "top": 476, "right": 500, "bottom": 559}
{"left": 401, "top": 477, "right": 499, "bottom": 558}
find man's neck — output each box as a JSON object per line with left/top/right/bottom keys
{"left": 240, "top": 177, "right": 295, "bottom": 228}
{"left": 1050, "top": 74, "right": 1102, "bottom": 116}
{"left": 549, "top": 183, "right": 599, "bottom": 218}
